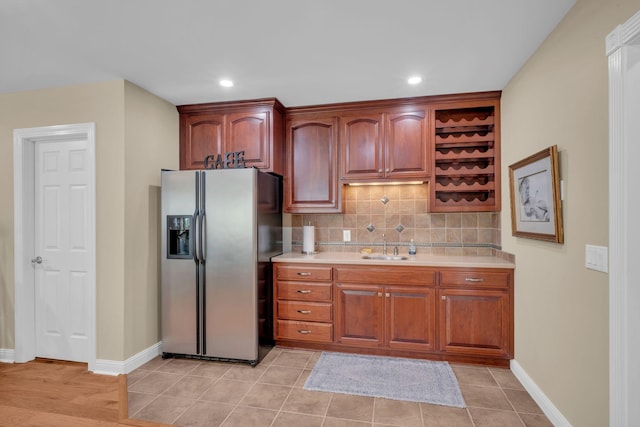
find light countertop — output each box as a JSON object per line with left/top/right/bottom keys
{"left": 272, "top": 251, "right": 515, "bottom": 269}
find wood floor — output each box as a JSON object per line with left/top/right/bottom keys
{"left": 0, "top": 358, "right": 169, "bottom": 427}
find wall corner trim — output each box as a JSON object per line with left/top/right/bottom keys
{"left": 93, "top": 342, "right": 162, "bottom": 376}
{"left": 510, "top": 359, "right": 573, "bottom": 427}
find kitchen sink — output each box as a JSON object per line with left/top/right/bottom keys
{"left": 361, "top": 255, "right": 409, "bottom": 261}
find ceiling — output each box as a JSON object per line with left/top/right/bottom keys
{"left": 1, "top": 0, "right": 575, "bottom": 107}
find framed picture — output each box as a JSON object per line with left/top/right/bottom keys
{"left": 508, "top": 145, "right": 564, "bottom": 243}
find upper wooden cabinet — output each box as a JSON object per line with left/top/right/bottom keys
{"left": 177, "top": 98, "right": 285, "bottom": 175}
{"left": 340, "top": 108, "right": 429, "bottom": 182}
{"left": 284, "top": 114, "right": 341, "bottom": 213}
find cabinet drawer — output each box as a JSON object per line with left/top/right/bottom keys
{"left": 276, "top": 320, "right": 333, "bottom": 342}
{"left": 276, "top": 282, "right": 332, "bottom": 302}
{"left": 277, "top": 301, "right": 332, "bottom": 322}
{"left": 276, "top": 265, "right": 332, "bottom": 281}
{"left": 440, "top": 269, "right": 510, "bottom": 289}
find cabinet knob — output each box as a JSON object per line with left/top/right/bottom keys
{"left": 378, "top": 169, "right": 383, "bottom": 174}
{"left": 385, "top": 293, "right": 390, "bottom": 297}
{"left": 441, "top": 296, "right": 446, "bottom": 300}
{"left": 377, "top": 292, "right": 383, "bottom": 297}
{"left": 385, "top": 168, "right": 390, "bottom": 173}
{"left": 297, "top": 309, "right": 311, "bottom": 314}
{"left": 296, "top": 289, "right": 312, "bottom": 294}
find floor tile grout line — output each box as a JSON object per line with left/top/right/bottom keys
{"left": 487, "top": 368, "right": 527, "bottom": 427}
{"left": 268, "top": 350, "right": 315, "bottom": 427}
{"left": 162, "top": 360, "right": 204, "bottom": 425}
{"left": 128, "top": 362, "right": 193, "bottom": 424}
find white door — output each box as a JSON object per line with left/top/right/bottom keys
{"left": 34, "top": 138, "right": 91, "bottom": 362}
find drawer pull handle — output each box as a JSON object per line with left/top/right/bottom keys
{"left": 297, "top": 309, "right": 311, "bottom": 314}
{"left": 297, "top": 329, "right": 312, "bottom": 334}
{"left": 296, "top": 289, "right": 312, "bottom": 294}
{"left": 297, "top": 272, "right": 311, "bottom": 276}
{"left": 465, "top": 277, "right": 484, "bottom": 282}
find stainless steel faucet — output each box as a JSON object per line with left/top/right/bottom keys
{"left": 382, "top": 233, "right": 387, "bottom": 255}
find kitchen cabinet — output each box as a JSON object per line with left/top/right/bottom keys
{"left": 273, "top": 264, "right": 333, "bottom": 343}
{"left": 178, "top": 98, "right": 285, "bottom": 175}
{"left": 429, "top": 96, "right": 501, "bottom": 212}
{"left": 340, "top": 108, "right": 429, "bottom": 182}
{"left": 273, "top": 260, "right": 513, "bottom": 366}
{"left": 335, "top": 266, "right": 437, "bottom": 352}
{"left": 438, "top": 268, "right": 513, "bottom": 358}
{"left": 284, "top": 114, "right": 341, "bottom": 213}
{"left": 281, "top": 91, "right": 500, "bottom": 213}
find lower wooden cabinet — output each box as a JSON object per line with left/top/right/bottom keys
{"left": 274, "top": 262, "right": 513, "bottom": 366}
{"left": 273, "top": 264, "right": 333, "bottom": 343}
{"left": 439, "top": 289, "right": 511, "bottom": 358}
{"left": 335, "top": 283, "right": 436, "bottom": 352}
{"left": 438, "top": 267, "right": 513, "bottom": 359}
{"left": 335, "top": 283, "right": 384, "bottom": 347}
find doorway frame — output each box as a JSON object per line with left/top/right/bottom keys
{"left": 607, "top": 10, "right": 640, "bottom": 427}
{"left": 13, "top": 123, "right": 96, "bottom": 371}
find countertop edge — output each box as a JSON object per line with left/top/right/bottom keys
{"left": 272, "top": 252, "right": 515, "bottom": 269}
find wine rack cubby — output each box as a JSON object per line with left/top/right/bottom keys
{"left": 430, "top": 102, "right": 500, "bottom": 212}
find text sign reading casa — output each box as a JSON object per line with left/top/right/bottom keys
{"left": 204, "top": 151, "right": 246, "bottom": 169}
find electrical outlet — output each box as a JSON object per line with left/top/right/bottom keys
{"left": 343, "top": 230, "right": 351, "bottom": 242}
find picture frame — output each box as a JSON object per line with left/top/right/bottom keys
{"left": 508, "top": 145, "right": 564, "bottom": 243}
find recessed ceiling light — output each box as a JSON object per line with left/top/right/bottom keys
{"left": 219, "top": 79, "right": 234, "bottom": 88}
{"left": 407, "top": 76, "right": 422, "bottom": 85}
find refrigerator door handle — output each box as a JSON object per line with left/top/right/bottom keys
{"left": 201, "top": 213, "right": 207, "bottom": 261}
{"left": 194, "top": 171, "right": 201, "bottom": 263}
{"left": 199, "top": 171, "right": 206, "bottom": 263}
{"left": 192, "top": 212, "right": 199, "bottom": 263}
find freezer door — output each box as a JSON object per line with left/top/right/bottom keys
{"left": 161, "top": 170, "right": 200, "bottom": 355}
{"left": 203, "top": 168, "right": 259, "bottom": 361}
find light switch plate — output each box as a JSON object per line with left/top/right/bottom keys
{"left": 585, "top": 244, "right": 608, "bottom": 273}
{"left": 343, "top": 230, "right": 351, "bottom": 242}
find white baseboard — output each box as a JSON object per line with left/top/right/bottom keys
{"left": 511, "top": 359, "right": 572, "bottom": 427}
{"left": 0, "top": 348, "right": 16, "bottom": 363}
{"left": 92, "top": 342, "right": 162, "bottom": 376}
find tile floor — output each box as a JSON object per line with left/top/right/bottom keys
{"left": 127, "top": 347, "right": 553, "bottom": 427}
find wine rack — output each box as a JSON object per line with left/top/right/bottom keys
{"left": 430, "top": 103, "right": 500, "bottom": 212}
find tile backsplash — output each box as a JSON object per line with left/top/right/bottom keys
{"left": 289, "top": 184, "right": 501, "bottom": 256}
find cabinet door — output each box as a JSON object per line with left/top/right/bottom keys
{"left": 385, "top": 109, "right": 429, "bottom": 179}
{"left": 335, "top": 283, "right": 384, "bottom": 347}
{"left": 180, "top": 113, "right": 225, "bottom": 170}
{"left": 285, "top": 117, "right": 341, "bottom": 213}
{"left": 385, "top": 286, "right": 436, "bottom": 352}
{"left": 340, "top": 113, "right": 384, "bottom": 180}
{"left": 439, "top": 289, "right": 512, "bottom": 358}
{"left": 227, "top": 111, "right": 270, "bottom": 170}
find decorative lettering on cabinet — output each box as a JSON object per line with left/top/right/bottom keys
{"left": 204, "top": 151, "right": 246, "bottom": 169}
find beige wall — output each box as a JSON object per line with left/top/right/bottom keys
{"left": 123, "top": 81, "right": 178, "bottom": 358}
{"left": 0, "top": 80, "right": 178, "bottom": 362}
{"left": 0, "top": 81, "right": 126, "bottom": 356}
{"left": 501, "top": 1, "right": 640, "bottom": 425}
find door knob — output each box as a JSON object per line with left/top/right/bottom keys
{"left": 31, "top": 256, "right": 43, "bottom": 264}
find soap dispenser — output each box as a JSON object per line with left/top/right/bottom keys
{"left": 408, "top": 239, "right": 416, "bottom": 255}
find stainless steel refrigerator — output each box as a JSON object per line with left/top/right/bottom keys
{"left": 160, "top": 168, "right": 282, "bottom": 365}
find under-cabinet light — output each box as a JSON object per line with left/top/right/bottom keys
{"left": 348, "top": 181, "right": 424, "bottom": 186}
{"left": 219, "top": 79, "right": 234, "bottom": 88}
{"left": 407, "top": 76, "right": 422, "bottom": 85}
